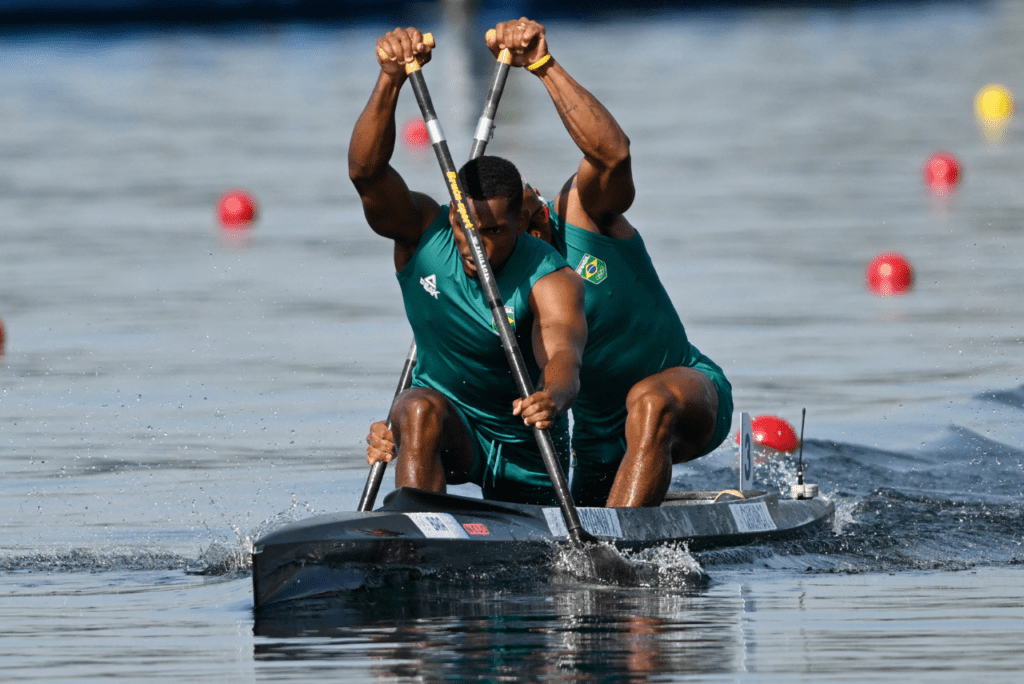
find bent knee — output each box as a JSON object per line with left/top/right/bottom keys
{"left": 626, "top": 369, "right": 716, "bottom": 415}
{"left": 626, "top": 369, "right": 719, "bottom": 457}
{"left": 391, "top": 388, "right": 449, "bottom": 429}
{"left": 625, "top": 379, "right": 676, "bottom": 421}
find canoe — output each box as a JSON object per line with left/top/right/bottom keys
{"left": 251, "top": 484, "right": 834, "bottom": 608}
{"left": 251, "top": 412, "right": 833, "bottom": 608}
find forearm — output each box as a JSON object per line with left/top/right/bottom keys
{"left": 530, "top": 267, "right": 586, "bottom": 416}
{"left": 538, "top": 348, "right": 581, "bottom": 416}
{"left": 348, "top": 71, "right": 404, "bottom": 184}
{"left": 532, "top": 58, "right": 630, "bottom": 170}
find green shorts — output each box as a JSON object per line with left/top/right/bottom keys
{"left": 569, "top": 354, "right": 733, "bottom": 507}
{"left": 456, "top": 408, "right": 572, "bottom": 506}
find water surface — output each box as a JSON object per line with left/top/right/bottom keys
{"left": 2, "top": 2, "right": 1024, "bottom": 681}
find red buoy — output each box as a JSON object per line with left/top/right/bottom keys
{"left": 0, "top": 316, "right": 5, "bottom": 355}
{"left": 866, "top": 252, "right": 914, "bottom": 296}
{"left": 735, "top": 415, "right": 800, "bottom": 452}
{"left": 218, "top": 190, "right": 257, "bottom": 228}
{"left": 923, "top": 152, "right": 960, "bottom": 194}
{"left": 403, "top": 118, "right": 430, "bottom": 149}
{"left": 753, "top": 415, "right": 799, "bottom": 452}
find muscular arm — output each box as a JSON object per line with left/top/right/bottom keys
{"left": 487, "top": 19, "right": 635, "bottom": 232}
{"left": 513, "top": 267, "right": 587, "bottom": 429}
{"left": 348, "top": 28, "right": 441, "bottom": 270}
{"left": 537, "top": 61, "right": 635, "bottom": 229}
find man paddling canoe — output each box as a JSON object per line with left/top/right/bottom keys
{"left": 368, "top": 19, "right": 733, "bottom": 508}
{"left": 349, "top": 27, "right": 587, "bottom": 506}
{"left": 492, "top": 18, "right": 734, "bottom": 507}
{"left": 522, "top": 186, "right": 733, "bottom": 507}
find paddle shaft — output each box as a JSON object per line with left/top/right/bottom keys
{"left": 469, "top": 42, "right": 512, "bottom": 159}
{"left": 357, "top": 339, "right": 416, "bottom": 511}
{"left": 405, "top": 60, "right": 592, "bottom": 548}
{"left": 357, "top": 42, "right": 513, "bottom": 513}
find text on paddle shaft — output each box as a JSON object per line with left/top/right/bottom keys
{"left": 447, "top": 172, "right": 475, "bottom": 232}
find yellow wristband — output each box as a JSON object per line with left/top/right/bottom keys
{"left": 526, "top": 54, "right": 552, "bottom": 72}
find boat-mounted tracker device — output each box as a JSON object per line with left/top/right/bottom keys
{"left": 790, "top": 407, "right": 819, "bottom": 500}
{"left": 740, "top": 409, "right": 819, "bottom": 500}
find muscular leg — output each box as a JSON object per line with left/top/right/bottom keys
{"left": 388, "top": 388, "right": 476, "bottom": 493}
{"left": 605, "top": 367, "right": 719, "bottom": 507}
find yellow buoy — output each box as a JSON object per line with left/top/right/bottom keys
{"left": 975, "top": 84, "right": 1013, "bottom": 123}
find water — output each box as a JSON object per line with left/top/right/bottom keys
{"left": 3, "top": 2, "right": 1024, "bottom": 681}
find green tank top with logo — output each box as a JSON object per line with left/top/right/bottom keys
{"left": 548, "top": 203, "right": 701, "bottom": 441}
{"left": 397, "top": 206, "right": 571, "bottom": 447}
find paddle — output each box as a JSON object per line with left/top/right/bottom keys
{"left": 357, "top": 340, "right": 416, "bottom": 512}
{"left": 403, "top": 46, "right": 635, "bottom": 584}
{"left": 357, "top": 34, "right": 512, "bottom": 513}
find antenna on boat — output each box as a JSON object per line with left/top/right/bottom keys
{"left": 791, "top": 407, "right": 818, "bottom": 500}
{"left": 797, "top": 407, "right": 806, "bottom": 488}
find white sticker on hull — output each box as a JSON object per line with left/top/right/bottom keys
{"left": 406, "top": 512, "right": 470, "bottom": 539}
{"left": 729, "top": 502, "right": 776, "bottom": 533}
{"left": 740, "top": 412, "right": 755, "bottom": 492}
{"left": 543, "top": 507, "right": 623, "bottom": 539}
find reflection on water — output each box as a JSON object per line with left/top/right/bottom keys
{"left": 254, "top": 580, "right": 745, "bottom": 681}
{"left": 252, "top": 566, "right": 1024, "bottom": 682}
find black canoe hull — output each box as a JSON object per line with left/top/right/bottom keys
{"left": 251, "top": 487, "right": 834, "bottom": 608}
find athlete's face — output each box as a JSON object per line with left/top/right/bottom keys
{"left": 449, "top": 196, "right": 527, "bottom": 278}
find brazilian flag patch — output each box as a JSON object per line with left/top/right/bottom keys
{"left": 575, "top": 254, "right": 608, "bottom": 284}
{"left": 491, "top": 305, "right": 516, "bottom": 334}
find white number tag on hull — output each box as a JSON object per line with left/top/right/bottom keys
{"left": 406, "top": 512, "right": 470, "bottom": 539}
{"left": 740, "top": 411, "right": 754, "bottom": 492}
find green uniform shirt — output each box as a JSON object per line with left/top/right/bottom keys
{"left": 396, "top": 207, "right": 572, "bottom": 498}
{"left": 548, "top": 205, "right": 733, "bottom": 505}
{"left": 548, "top": 205, "right": 701, "bottom": 442}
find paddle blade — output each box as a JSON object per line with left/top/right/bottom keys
{"left": 585, "top": 543, "right": 640, "bottom": 585}
{"left": 553, "top": 539, "right": 639, "bottom": 586}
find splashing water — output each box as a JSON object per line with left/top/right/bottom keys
{"left": 550, "top": 540, "right": 709, "bottom": 589}
{"left": 621, "top": 543, "right": 710, "bottom": 588}
{"left": 188, "top": 494, "right": 320, "bottom": 576}
{"left": 0, "top": 495, "right": 324, "bottom": 577}
{"left": 0, "top": 547, "right": 190, "bottom": 574}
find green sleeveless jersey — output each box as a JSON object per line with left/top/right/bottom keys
{"left": 397, "top": 207, "right": 571, "bottom": 447}
{"left": 548, "top": 204, "right": 701, "bottom": 441}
